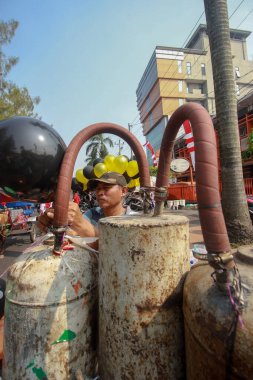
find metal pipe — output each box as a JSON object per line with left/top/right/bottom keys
{"left": 154, "top": 102, "right": 234, "bottom": 269}
{"left": 53, "top": 122, "right": 150, "bottom": 233}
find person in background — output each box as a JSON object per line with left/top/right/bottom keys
{"left": 73, "top": 192, "right": 81, "bottom": 205}
{"left": 39, "top": 202, "right": 52, "bottom": 215}
{"left": 37, "top": 172, "right": 129, "bottom": 247}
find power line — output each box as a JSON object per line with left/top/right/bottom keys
{"left": 129, "top": 10, "right": 206, "bottom": 126}
{"left": 132, "top": 0, "right": 243, "bottom": 128}
{"left": 114, "top": 139, "right": 125, "bottom": 155}
{"left": 131, "top": 0, "right": 251, "bottom": 130}
{"left": 131, "top": 68, "right": 253, "bottom": 130}
{"left": 237, "top": 79, "right": 253, "bottom": 100}
{"left": 229, "top": 0, "right": 245, "bottom": 20}
{"left": 128, "top": 123, "right": 134, "bottom": 159}
{"left": 130, "top": 1, "right": 251, "bottom": 136}
{"left": 236, "top": 8, "right": 253, "bottom": 28}
{"left": 131, "top": 82, "right": 253, "bottom": 130}
{"left": 237, "top": 87, "right": 253, "bottom": 105}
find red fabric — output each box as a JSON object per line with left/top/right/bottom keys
{"left": 0, "top": 191, "right": 14, "bottom": 203}
{"left": 73, "top": 192, "right": 81, "bottom": 205}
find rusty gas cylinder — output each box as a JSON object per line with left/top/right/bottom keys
{"left": 183, "top": 247, "right": 253, "bottom": 380}
{"left": 3, "top": 237, "right": 98, "bottom": 380}
{"left": 99, "top": 214, "right": 189, "bottom": 380}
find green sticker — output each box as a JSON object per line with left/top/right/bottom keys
{"left": 51, "top": 329, "right": 77, "bottom": 345}
{"left": 25, "top": 360, "right": 35, "bottom": 369}
{"left": 32, "top": 366, "right": 48, "bottom": 380}
{"left": 3, "top": 186, "right": 16, "bottom": 195}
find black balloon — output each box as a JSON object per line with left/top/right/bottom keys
{"left": 0, "top": 116, "right": 66, "bottom": 202}
{"left": 71, "top": 178, "right": 83, "bottom": 193}
{"left": 91, "top": 169, "right": 97, "bottom": 178}
{"left": 123, "top": 171, "right": 131, "bottom": 184}
{"left": 92, "top": 157, "right": 103, "bottom": 167}
{"left": 132, "top": 172, "right": 140, "bottom": 180}
{"left": 83, "top": 165, "right": 95, "bottom": 179}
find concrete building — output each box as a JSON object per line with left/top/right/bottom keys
{"left": 136, "top": 24, "right": 253, "bottom": 165}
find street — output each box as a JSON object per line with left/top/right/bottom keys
{"left": 167, "top": 208, "right": 203, "bottom": 247}
{"left": 0, "top": 232, "right": 32, "bottom": 280}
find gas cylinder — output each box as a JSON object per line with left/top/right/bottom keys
{"left": 99, "top": 214, "right": 190, "bottom": 380}
{"left": 3, "top": 235, "right": 98, "bottom": 380}
{"left": 183, "top": 247, "right": 253, "bottom": 380}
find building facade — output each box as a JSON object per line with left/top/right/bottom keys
{"left": 136, "top": 24, "right": 253, "bottom": 166}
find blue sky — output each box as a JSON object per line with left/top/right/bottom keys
{"left": 1, "top": 0, "right": 253, "bottom": 172}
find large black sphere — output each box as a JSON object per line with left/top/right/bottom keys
{"left": 83, "top": 165, "right": 94, "bottom": 179}
{"left": 92, "top": 157, "right": 103, "bottom": 167}
{"left": 71, "top": 178, "right": 83, "bottom": 193}
{"left": 0, "top": 117, "right": 67, "bottom": 202}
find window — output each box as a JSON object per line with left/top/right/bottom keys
{"left": 187, "top": 82, "right": 204, "bottom": 95}
{"left": 178, "top": 60, "right": 182, "bottom": 73}
{"left": 179, "top": 98, "right": 184, "bottom": 106}
{"left": 178, "top": 80, "right": 183, "bottom": 92}
{"left": 201, "top": 63, "right": 206, "bottom": 75}
{"left": 235, "top": 67, "right": 241, "bottom": 78}
{"left": 235, "top": 84, "right": 240, "bottom": 96}
{"left": 186, "top": 62, "right": 191, "bottom": 75}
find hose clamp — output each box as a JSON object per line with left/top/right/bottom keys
{"left": 154, "top": 187, "right": 167, "bottom": 202}
{"left": 52, "top": 226, "right": 68, "bottom": 255}
{"left": 208, "top": 251, "right": 234, "bottom": 269}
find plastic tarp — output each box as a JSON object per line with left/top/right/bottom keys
{"left": 0, "top": 201, "right": 35, "bottom": 209}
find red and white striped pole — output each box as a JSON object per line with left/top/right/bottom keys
{"left": 183, "top": 120, "right": 195, "bottom": 170}
{"left": 143, "top": 141, "right": 158, "bottom": 167}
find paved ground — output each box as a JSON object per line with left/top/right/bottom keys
{"left": 165, "top": 208, "right": 203, "bottom": 247}
{"left": 0, "top": 233, "right": 32, "bottom": 280}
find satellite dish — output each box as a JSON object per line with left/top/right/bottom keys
{"left": 170, "top": 158, "right": 190, "bottom": 173}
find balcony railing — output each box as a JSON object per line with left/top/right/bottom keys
{"left": 168, "top": 178, "right": 253, "bottom": 202}
{"left": 244, "top": 178, "right": 253, "bottom": 195}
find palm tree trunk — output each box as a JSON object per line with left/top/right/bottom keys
{"left": 204, "top": 0, "right": 253, "bottom": 244}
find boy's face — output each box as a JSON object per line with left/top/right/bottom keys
{"left": 95, "top": 183, "right": 127, "bottom": 209}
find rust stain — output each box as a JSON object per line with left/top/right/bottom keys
{"left": 135, "top": 299, "right": 160, "bottom": 314}
{"left": 17, "top": 282, "right": 36, "bottom": 291}
{"left": 129, "top": 248, "right": 145, "bottom": 262}
{"left": 72, "top": 280, "right": 81, "bottom": 295}
{"left": 81, "top": 295, "right": 90, "bottom": 309}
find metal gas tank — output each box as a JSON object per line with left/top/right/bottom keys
{"left": 3, "top": 236, "right": 98, "bottom": 380}
{"left": 99, "top": 214, "right": 190, "bottom": 380}
{"left": 183, "top": 247, "right": 253, "bottom": 380}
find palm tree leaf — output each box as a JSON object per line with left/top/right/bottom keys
{"left": 86, "top": 142, "right": 98, "bottom": 155}
{"left": 85, "top": 134, "right": 115, "bottom": 163}
{"left": 103, "top": 137, "right": 114, "bottom": 147}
